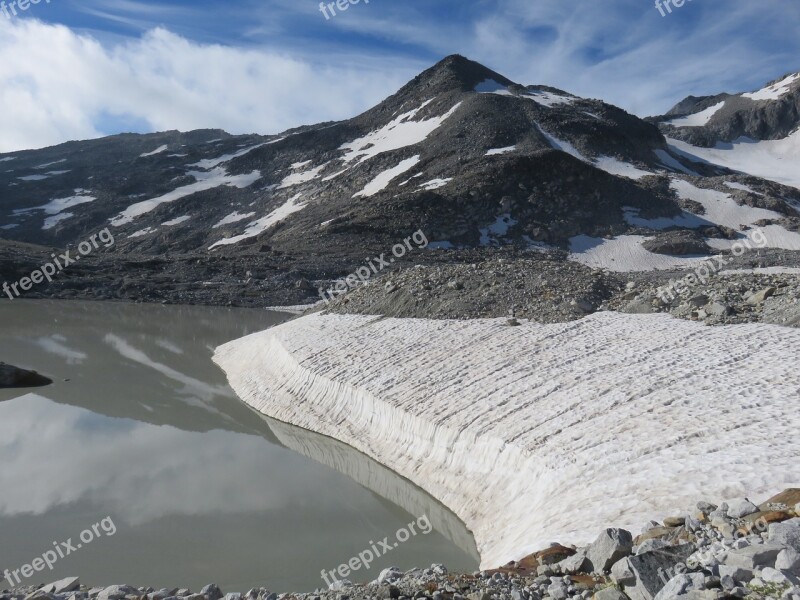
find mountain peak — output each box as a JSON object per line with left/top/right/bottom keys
{"left": 403, "top": 54, "right": 515, "bottom": 95}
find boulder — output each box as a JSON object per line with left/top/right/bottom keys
{"left": 40, "top": 578, "right": 80, "bottom": 595}
{"left": 770, "top": 518, "right": 800, "bottom": 552}
{"left": 586, "top": 529, "right": 634, "bottom": 573}
{"left": 642, "top": 231, "right": 712, "bottom": 257}
{"left": 96, "top": 586, "right": 138, "bottom": 600}
{"left": 201, "top": 585, "right": 223, "bottom": 600}
{"left": 594, "top": 588, "right": 629, "bottom": 600}
{"left": 556, "top": 549, "right": 590, "bottom": 574}
{"left": 653, "top": 573, "right": 705, "bottom": 600}
{"left": 636, "top": 539, "right": 670, "bottom": 555}
{"left": 746, "top": 287, "right": 776, "bottom": 305}
{"left": 611, "top": 557, "right": 636, "bottom": 586}
{"left": 622, "top": 543, "right": 695, "bottom": 600}
{"left": 726, "top": 499, "right": 759, "bottom": 519}
{"left": 377, "top": 567, "right": 403, "bottom": 584}
{"left": 0, "top": 362, "right": 52, "bottom": 388}
{"left": 760, "top": 489, "right": 800, "bottom": 510}
{"left": 717, "top": 565, "right": 754, "bottom": 583}
{"left": 776, "top": 548, "right": 800, "bottom": 575}
{"left": 721, "top": 544, "right": 782, "bottom": 570}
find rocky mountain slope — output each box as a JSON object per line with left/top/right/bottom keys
{"left": 1, "top": 56, "right": 799, "bottom": 312}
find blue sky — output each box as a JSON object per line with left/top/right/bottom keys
{"left": 0, "top": 0, "right": 798, "bottom": 152}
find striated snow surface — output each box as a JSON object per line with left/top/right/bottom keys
{"left": 214, "top": 312, "right": 800, "bottom": 570}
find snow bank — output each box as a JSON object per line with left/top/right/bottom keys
{"left": 214, "top": 312, "right": 800, "bottom": 569}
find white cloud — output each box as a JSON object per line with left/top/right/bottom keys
{"left": 1, "top": 1, "right": 798, "bottom": 153}
{"left": 0, "top": 18, "right": 414, "bottom": 152}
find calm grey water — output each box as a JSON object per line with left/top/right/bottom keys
{"left": 0, "top": 300, "right": 478, "bottom": 592}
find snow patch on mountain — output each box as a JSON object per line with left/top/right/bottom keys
{"left": 535, "top": 124, "right": 587, "bottom": 162}
{"left": 723, "top": 181, "right": 762, "bottom": 195}
{"left": 480, "top": 214, "right": 517, "bottom": 246}
{"left": 111, "top": 168, "right": 261, "bottom": 227}
{"left": 526, "top": 90, "right": 576, "bottom": 108}
{"left": 569, "top": 234, "right": 707, "bottom": 271}
{"left": 667, "top": 101, "right": 726, "bottom": 127}
{"left": 742, "top": 73, "right": 800, "bottom": 101}
{"left": 13, "top": 193, "right": 96, "bottom": 231}
{"left": 209, "top": 193, "right": 304, "bottom": 249}
{"left": 213, "top": 211, "right": 256, "bottom": 229}
{"left": 188, "top": 143, "right": 266, "bottom": 170}
{"left": 418, "top": 178, "right": 452, "bottom": 191}
{"left": 353, "top": 156, "right": 421, "bottom": 198}
{"left": 42, "top": 213, "right": 74, "bottom": 230}
{"left": 129, "top": 227, "right": 156, "bottom": 238}
{"left": 162, "top": 215, "right": 191, "bottom": 226}
{"left": 339, "top": 101, "right": 462, "bottom": 164}
{"left": 279, "top": 164, "right": 327, "bottom": 189}
{"left": 475, "top": 79, "right": 575, "bottom": 107}
{"left": 667, "top": 132, "right": 800, "bottom": 189}
{"left": 622, "top": 206, "right": 705, "bottom": 230}
{"left": 654, "top": 148, "right": 699, "bottom": 176}
{"left": 707, "top": 225, "right": 800, "bottom": 252}
{"left": 593, "top": 156, "right": 652, "bottom": 180}
{"left": 140, "top": 145, "right": 168, "bottom": 158}
{"left": 670, "top": 179, "right": 781, "bottom": 230}
{"left": 486, "top": 146, "right": 516, "bottom": 156}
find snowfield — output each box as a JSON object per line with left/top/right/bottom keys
{"left": 667, "top": 132, "right": 800, "bottom": 190}
{"left": 569, "top": 234, "right": 708, "bottom": 272}
{"left": 214, "top": 312, "right": 800, "bottom": 570}
{"left": 742, "top": 73, "right": 800, "bottom": 101}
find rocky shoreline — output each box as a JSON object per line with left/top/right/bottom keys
{"left": 4, "top": 490, "right": 798, "bottom": 600}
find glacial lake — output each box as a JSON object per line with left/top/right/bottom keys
{"left": 0, "top": 300, "right": 478, "bottom": 592}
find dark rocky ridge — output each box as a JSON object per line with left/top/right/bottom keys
{"left": 652, "top": 71, "right": 800, "bottom": 146}
{"left": 0, "top": 56, "right": 798, "bottom": 308}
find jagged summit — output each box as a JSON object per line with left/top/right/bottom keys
{"left": 410, "top": 54, "right": 516, "bottom": 93}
